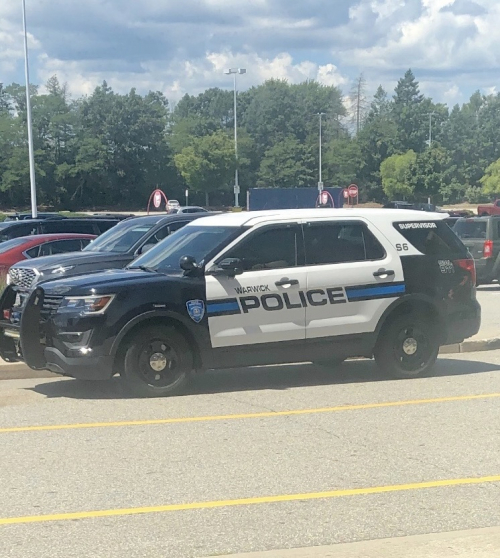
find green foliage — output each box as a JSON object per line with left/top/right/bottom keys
{"left": 380, "top": 150, "right": 417, "bottom": 199}
{"left": 257, "top": 136, "right": 315, "bottom": 188}
{"left": 174, "top": 131, "right": 236, "bottom": 205}
{"left": 3, "top": 69, "right": 500, "bottom": 209}
{"left": 480, "top": 159, "right": 500, "bottom": 195}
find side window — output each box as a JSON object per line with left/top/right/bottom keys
{"left": 24, "top": 246, "right": 40, "bottom": 258}
{"left": 222, "top": 226, "right": 302, "bottom": 271}
{"left": 304, "top": 222, "right": 385, "bottom": 265}
{"left": 42, "top": 221, "right": 96, "bottom": 235}
{"left": 44, "top": 239, "right": 84, "bottom": 255}
{"left": 8, "top": 224, "right": 38, "bottom": 239}
{"left": 80, "top": 238, "right": 93, "bottom": 249}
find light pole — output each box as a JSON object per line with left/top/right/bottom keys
{"left": 22, "top": 0, "right": 37, "bottom": 218}
{"left": 225, "top": 68, "right": 246, "bottom": 208}
{"left": 427, "top": 112, "right": 436, "bottom": 148}
{"left": 317, "top": 112, "right": 325, "bottom": 191}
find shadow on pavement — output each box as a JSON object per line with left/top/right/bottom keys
{"left": 28, "top": 356, "right": 500, "bottom": 400}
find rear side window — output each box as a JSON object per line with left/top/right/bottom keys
{"left": 304, "top": 222, "right": 385, "bottom": 265}
{"left": 395, "top": 221, "right": 467, "bottom": 256}
{"left": 453, "top": 220, "right": 487, "bottom": 240}
{"left": 42, "top": 221, "right": 96, "bottom": 235}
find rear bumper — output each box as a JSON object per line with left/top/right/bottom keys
{"left": 44, "top": 347, "right": 114, "bottom": 380}
{"left": 444, "top": 300, "right": 481, "bottom": 345}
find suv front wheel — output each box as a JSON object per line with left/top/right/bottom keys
{"left": 374, "top": 314, "right": 439, "bottom": 379}
{"left": 121, "top": 325, "right": 193, "bottom": 397}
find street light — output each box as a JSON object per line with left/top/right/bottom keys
{"left": 427, "top": 112, "right": 436, "bottom": 148}
{"left": 225, "top": 68, "right": 246, "bottom": 208}
{"left": 317, "top": 112, "right": 325, "bottom": 191}
{"left": 21, "top": 0, "right": 37, "bottom": 218}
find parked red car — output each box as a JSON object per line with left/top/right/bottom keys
{"left": 0, "top": 234, "right": 96, "bottom": 283}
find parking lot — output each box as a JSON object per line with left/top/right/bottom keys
{"left": 0, "top": 349, "right": 499, "bottom": 557}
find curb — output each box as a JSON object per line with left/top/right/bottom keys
{"left": 439, "top": 336, "right": 500, "bottom": 354}
{"left": 1, "top": 337, "right": 499, "bottom": 381}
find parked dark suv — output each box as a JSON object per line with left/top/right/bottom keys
{"left": 453, "top": 215, "right": 500, "bottom": 283}
{"left": 0, "top": 213, "right": 215, "bottom": 340}
{"left": 0, "top": 217, "right": 125, "bottom": 242}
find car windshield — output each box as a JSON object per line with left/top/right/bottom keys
{"left": 83, "top": 220, "right": 156, "bottom": 253}
{"left": 129, "top": 225, "right": 241, "bottom": 272}
{"left": 453, "top": 220, "right": 488, "bottom": 239}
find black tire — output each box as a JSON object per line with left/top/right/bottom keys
{"left": 121, "top": 325, "right": 193, "bottom": 397}
{"left": 374, "top": 314, "right": 439, "bottom": 379}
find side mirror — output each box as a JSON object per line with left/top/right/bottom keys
{"left": 139, "top": 243, "right": 155, "bottom": 254}
{"left": 180, "top": 255, "right": 199, "bottom": 273}
{"left": 217, "top": 258, "right": 243, "bottom": 277}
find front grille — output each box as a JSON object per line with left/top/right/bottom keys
{"left": 40, "top": 295, "right": 64, "bottom": 321}
{"left": 9, "top": 268, "right": 37, "bottom": 289}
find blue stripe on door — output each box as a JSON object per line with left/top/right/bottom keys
{"left": 346, "top": 283, "right": 406, "bottom": 300}
{"left": 207, "top": 301, "right": 241, "bottom": 314}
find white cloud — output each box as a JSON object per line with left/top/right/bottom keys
{"left": 1, "top": 0, "right": 500, "bottom": 105}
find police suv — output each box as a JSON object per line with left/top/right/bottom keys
{"left": 0, "top": 209, "right": 480, "bottom": 396}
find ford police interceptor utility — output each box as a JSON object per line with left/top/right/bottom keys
{"left": 0, "top": 209, "right": 480, "bottom": 396}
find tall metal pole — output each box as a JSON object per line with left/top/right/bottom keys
{"left": 318, "top": 113, "right": 324, "bottom": 191}
{"left": 22, "top": 0, "right": 37, "bottom": 218}
{"left": 233, "top": 73, "right": 239, "bottom": 208}
{"left": 428, "top": 112, "right": 435, "bottom": 149}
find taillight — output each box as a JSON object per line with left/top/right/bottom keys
{"left": 2, "top": 310, "right": 10, "bottom": 320}
{"left": 483, "top": 240, "right": 494, "bottom": 258}
{"left": 455, "top": 258, "right": 476, "bottom": 286}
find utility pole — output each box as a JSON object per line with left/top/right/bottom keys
{"left": 428, "top": 112, "right": 436, "bottom": 148}
{"left": 317, "top": 112, "right": 325, "bottom": 191}
{"left": 22, "top": 0, "right": 37, "bottom": 217}
{"left": 225, "top": 68, "right": 246, "bottom": 208}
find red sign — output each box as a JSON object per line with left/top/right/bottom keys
{"left": 153, "top": 191, "right": 162, "bottom": 208}
{"left": 321, "top": 191, "right": 329, "bottom": 205}
{"left": 348, "top": 184, "right": 358, "bottom": 198}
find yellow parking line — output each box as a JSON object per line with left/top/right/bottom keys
{"left": 0, "top": 392, "right": 499, "bottom": 434}
{"left": 1, "top": 475, "right": 499, "bottom": 526}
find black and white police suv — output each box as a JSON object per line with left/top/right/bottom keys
{"left": 0, "top": 209, "right": 480, "bottom": 396}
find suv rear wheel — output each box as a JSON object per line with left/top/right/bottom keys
{"left": 121, "top": 325, "right": 192, "bottom": 397}
{"left": 374, "top": 314, "right": 439, "bottom": 379}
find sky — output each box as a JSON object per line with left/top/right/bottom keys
{"left": 1, "top": 0, "right": 500, "bottom": 106}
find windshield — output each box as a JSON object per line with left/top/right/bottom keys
{"left": 83, "top": 220, "right": 156, "bottom": 253}
{"left": 453, "top": 220, "right": 487, "bottom": 240}
{"left": 130, "top": 225, "right": 241, "bottom": 272}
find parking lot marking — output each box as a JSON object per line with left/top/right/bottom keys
{"left": 0, "top": 392, "right": 499, "bottom": 434}
{"left": 0, "top": 474, "right": 499, "bottom": 526}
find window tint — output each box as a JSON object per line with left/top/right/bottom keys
{"left": 84, "top": 221, "right": 155, "bottom": 253}
{"left": 453, "top": 220, "right": 487, "bottom": 240}
{"left": 224, "top": 226, "right": 302, "bottom": 271}
{"left": 396, "top": 221, "right": 467, "bottom": 255}
{"left": 40, "top": 239, "right": 83, "bottom": 256}
{"left": 42, "top": 221, "right": 96, "bottom": 234}
{"left": 304, "top": 222, "right": 385, "bottom": 265}
{"left": 0, "top": 223, "right": 39, "bottom": 240}
{"left": 24, "top": 246, "right": 40, "bottom": 258}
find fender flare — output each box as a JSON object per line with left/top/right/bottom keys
{"left": 374, "top": 293, "right": 444, "bottom": 340}
{"left": 110, "top": 310, "right": 200, "bottom": 358}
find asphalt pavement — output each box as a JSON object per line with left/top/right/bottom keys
{"left": 0, "top": 350, "right": 499, "bottom": 557}
{"left": 475, "top": 285, "right": 500, "bottom": 340}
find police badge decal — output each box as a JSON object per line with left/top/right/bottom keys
{"left": 186, "top": 300, "right": 205, "bottom": 323}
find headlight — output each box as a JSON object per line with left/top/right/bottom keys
{"left": 59, "top": 294, "right": 115, "bottom": 314}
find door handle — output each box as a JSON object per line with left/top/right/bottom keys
{"left": 373, "top": 269, "right": 395, "bottom": 278}
{"left": 275, "top": 278, "right": 299, "bottom": 287}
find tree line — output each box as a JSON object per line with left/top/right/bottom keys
{"left": 1, "top": 70, "right": 500, "bottom": 210}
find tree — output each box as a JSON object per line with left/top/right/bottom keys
{"left": 257, "top": 137, "right": 315, "bottom": 189}
{"left": 349, "top": 74, "right": 368, "bottom": 135}
{"left": 480, "top": 159, "right": 500, "bottom": 195}
{"left": 380, "top": 150, "right": 417, "bottom": 199}
{"left": 323, "top": 138, "right": 363, "bottom": 188}
{"left": 174, "top": 131, "right": 236, "bottom": 206}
